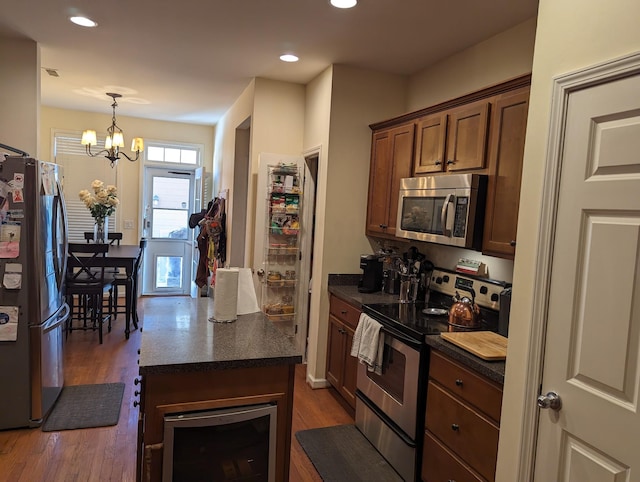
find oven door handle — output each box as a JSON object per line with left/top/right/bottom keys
{"left": 380, "top": 325, "right": 423, "bottom": 351}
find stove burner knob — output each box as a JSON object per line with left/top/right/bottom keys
{"left": 491, "top": 293, "right": 499, "bottom": 302}
{"left": 435, "top": 277, "right": 443, "bottom": 284}
{"left": 480, "top": 286, "right": 488, "bottom": 295}
{"left": 442, "top": 275, "right": 450, "bottom": 283}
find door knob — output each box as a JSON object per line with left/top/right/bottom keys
{"left": 537, "top": 391, "right": 562, "bottom": 411}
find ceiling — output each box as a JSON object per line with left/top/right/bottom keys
{"left": 0, "top": 0, "right": 538, "bottom": 126}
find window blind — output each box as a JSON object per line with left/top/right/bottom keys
{"left": 54, "top": 132, "right": 117, "bottom": 242}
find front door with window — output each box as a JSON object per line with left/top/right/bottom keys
{"left": 141, "top": 168, "right": 194, "bottom": 295}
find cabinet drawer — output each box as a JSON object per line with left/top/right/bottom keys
{"left": 429, "top": 350, "right": 502, "bottom": 422}
{"left": 422, "top": 430, "right": 484, "bottom": 482}
{"left": 329, "top": 295, "right": 361, "bottom": 330}
{"left": 426, "top": 381, "right": 499, "bottom": 481}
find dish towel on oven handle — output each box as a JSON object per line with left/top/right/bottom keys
{"left": 350, "top": 313, "right": 385, "bottom": 375}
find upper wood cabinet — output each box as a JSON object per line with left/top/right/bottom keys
{"left": 413, "top": 100, "right": 490, "bottom": 175}
{"left": 367, "top": 74, "right": 531, "bottom": 258}
{"left": 445, "top": 100, "right": 490, "bottom": 172}
{"left": 366, "top": 122, "right": 415, "bottom": 238}
{"left": 481, "top": 88, "right": 530, "bottom": 258}
{"left": 414, "top": 113, "right": 447, "bottom": 174}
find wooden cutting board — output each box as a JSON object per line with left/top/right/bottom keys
{"left": 440, "top": 331, "right": 507, "bottom": 361}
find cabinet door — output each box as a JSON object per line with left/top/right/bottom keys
{"left": 366, "top": 123, "right": 415, "bottom": 237}
{"left": 340, "top": 324, "right": 357, "bottom": 409}
{"left": 414, "top": 113, "right": 447, "bottom": 174}
{"left": 445, "top": 101, "right": 490, "bottom": 172}
{"left": 326, "top": 315, "right": 346, "bottom": 389}
{"left": 482, "top": 89, "right": 529, "bottom": 258}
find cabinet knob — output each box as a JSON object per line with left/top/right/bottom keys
{"left": 446, "top": 159, "right": 455, "bottom": 165}
{"left": 434, "top": 160, "right": 442, "bottom": 166}
{"left": 510, "top": 240, "right": 517, "bottom": 247}
{"left": 451, "top": 423, "right": 460, "bottom": 431}
{"left": 379, "top": 224, "right": 388, "bottom": 229}
{"left": 455, "top": 379, "right": 463, "bottom": 386}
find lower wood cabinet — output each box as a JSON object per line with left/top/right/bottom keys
{"left": 326, "top": 295, "right": 360, "bottom": 411}
{"left": 422, "top": 349, "right": 503, "bottom": 482}
{"left": 137, "top": 365, "right": 295, "bottom": 482}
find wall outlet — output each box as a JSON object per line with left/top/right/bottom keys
{"left": 124, "top": 220, "right": 134, "bottom": 229}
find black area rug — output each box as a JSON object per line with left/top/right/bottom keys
{"left": 42, "top": 382, "right": 125, "bottom": 432}
{"left": 295, "top": 424, "right": 403, "bottom": 482}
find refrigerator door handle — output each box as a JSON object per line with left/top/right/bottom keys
{"left": 53, "top": 179, "right": 68, "bottom": 293}
{"left": 41, "top": 302, "right": 70, "bottom": 332}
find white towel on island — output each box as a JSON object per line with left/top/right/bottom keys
{"left": 350, "top": 313, "right": 385, "bottom": 375}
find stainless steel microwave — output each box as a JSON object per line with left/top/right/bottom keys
{"left": 396, "top": 174, "right": 487, "bottom": 249}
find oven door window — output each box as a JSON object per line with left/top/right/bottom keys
{"left": 365, "top": 343, "right": 406, "bottom": 403}
{"left": 399, "top": 196, "right": 445, "bottom": 235}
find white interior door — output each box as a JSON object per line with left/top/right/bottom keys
{"left": 141, "top": 167, "right": 194, "bottom": 296}
{"left": 534, "top": 58, "right": 640, "bottom": 480}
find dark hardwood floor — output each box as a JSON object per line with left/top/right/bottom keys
{"left": 0, "top": 296, "right": 353, "bottom": 481}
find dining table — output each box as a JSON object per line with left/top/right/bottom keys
{"left": 66, "top": 244, "right": 142, "bottom": 339}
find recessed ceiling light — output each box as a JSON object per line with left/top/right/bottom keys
{"left": 70, "top": 16, "right": 98, "bottom": 27}
{"left": 280, "top": 54, "right": 299, "bottom": 63}
{"left": 330, "top": 0, "right": 357, "bottom": 8}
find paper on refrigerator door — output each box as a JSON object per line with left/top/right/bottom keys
{"left": 0, "top": 306, "right": 19, "bottom": 341}
{"left": 3, "top": 263, "right": 22, "bottom": 289}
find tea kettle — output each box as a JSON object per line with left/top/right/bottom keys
{"left": 448, "top": 288, "right": 481, "bottom": 329}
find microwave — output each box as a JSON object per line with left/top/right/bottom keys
{"left": 396, "top": 173, "right": 487, "bottom": 249}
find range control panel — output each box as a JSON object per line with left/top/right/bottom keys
{"left": 429, "top": 269, "right": 508, "bottom": 311}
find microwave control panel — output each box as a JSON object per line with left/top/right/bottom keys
{"left": 452, "top": 197, "right": 469, "bottom": 238}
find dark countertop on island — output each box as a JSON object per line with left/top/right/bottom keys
{"left": 328, "top": 276, "right": 505, "bottom": 385}
{"left": 139, "top": 298, "right": 302, "bottom": 376}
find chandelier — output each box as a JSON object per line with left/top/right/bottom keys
{"left": 81, "top": 92, "right": 144, "bottom": 167}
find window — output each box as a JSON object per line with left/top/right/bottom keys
{"left": 53, "top": 132, "right": 117, "bottom": 242}
{"left": 146, "top": 144, "right": 198, "bottom": 165}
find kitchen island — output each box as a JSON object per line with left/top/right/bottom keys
{"left": 136, "top": 298, "right": 302, "bottom": 482}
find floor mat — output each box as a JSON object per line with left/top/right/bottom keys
{"left": 42, "top": 382, "right": 125, "bottom": 432}
{"left": 295, "top": 424, "right": 403, "bottom": 482}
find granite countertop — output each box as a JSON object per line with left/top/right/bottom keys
{"left": 139, "top": 298, "right": 302, "bottom": 376}
{"left": 328, "top": 275, "right": 505, "bottom": 385}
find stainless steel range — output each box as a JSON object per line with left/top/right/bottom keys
{"left": 355, "top": 268, "right": 509, "bottom": 481}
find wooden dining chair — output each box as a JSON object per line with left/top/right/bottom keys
{"left": 84, "top": 231, "right": 123, "bottom": 245}
{"left": 111, "top": 238, "right": 147, "bottom": 331}
{"left": 65, "top": 242, "right": 114, "bottom": 344}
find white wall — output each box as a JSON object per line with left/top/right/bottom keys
{"left": 408, "top": 18, "right": 537, "bottom": 111}
{"left": 305, "top": 65, "right": 409, "bottom": 383}
{"left": 41, "top": 106, "right": 214, "bottom": 245}
{"left": 497, "top": 1, "right": 640, "bottom": 480}
{"left": 0, "top": 36, "right": 40, "bottom": 157}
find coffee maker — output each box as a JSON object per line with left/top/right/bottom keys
{"left": 358, "top": 254, "right": 383, "bottom": 293}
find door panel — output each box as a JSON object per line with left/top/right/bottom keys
{"left": 142, "top": 168, "right": 194, "bottom": 295}
{"left": 535, "top": 68, "right": 640, "bottom": 480}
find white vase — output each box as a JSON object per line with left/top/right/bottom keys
{"left": 94, "top": 216, "right": 109, "bottom": 243}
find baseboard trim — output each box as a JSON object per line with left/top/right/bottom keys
{"left": 306, "top": 372, "right": 330, "bottom": 389}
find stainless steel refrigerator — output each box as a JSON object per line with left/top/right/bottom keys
{"left": 0, "top": 154, "right": 69, "bottom": 429}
